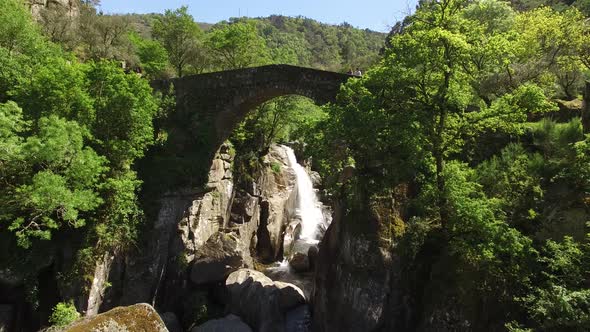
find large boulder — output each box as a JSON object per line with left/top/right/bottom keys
{"left": 288, "top": 252, "right": 310, "bottom": 273}
{"left": 191, "top": 314, "right": 252, "bottom": 332}
{"left": 190, "top": 233, "right": 245, "bottom": 285}
{"left": 56, "top": 303, "right": 168, "bottom": 332}
{"left": 225, "top": 269, "right": 305, "bottom": 332}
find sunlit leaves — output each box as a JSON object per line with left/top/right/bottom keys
{"left": 152, "top": 6, "right": 203, "bottom": 77}
{"left": 0, "top": 104, "right": 106, "bottom": 248}
{"left": 86, "top": 60, "right": 157, "bottom": 168}
{"left": 206, "top": 20, "right": 271, "bottom": 70}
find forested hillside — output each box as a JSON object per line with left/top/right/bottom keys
{"left": 35, "top": 3, "right": 385, "bottom": 77}
{"left": 510, "top": 0, "right": 590, "bottom": 13}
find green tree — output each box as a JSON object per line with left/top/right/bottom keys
{"left": 0, "top": 102, "right": 106, "bottom": 248}
{"left": 78, "top": 8, "right": 136, "bottom": 63}
{"left": 85, "top": 60, "right": 157, "bottom": 169}
{"left": 206, "top": 20, "right": 271, "bottom": 70}
{"left": 0, "top": 0, "right": 40, "bottom": 55}
{"left": 84, "top": 61, "right": 158, "bottom": 249}
{"left": 152, "top": 6, "right": 204, "bottom": 77}
{"left": 129, "top": 32, "right": 170, "bottom": 79}
{"left": 232, "top": 96, "right": 324, "bottom": 151}
{"left": 12, "top": 56, "right": 94, "bottom": 125}
{"left": 299, "top": 1, "right": 589, "bottom": 330}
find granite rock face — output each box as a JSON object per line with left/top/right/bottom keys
{"left": 189, "top": 233, "right": 245, "bottom": 285}
{"left": 254, "top": 145, "right": 297, "bottom": 262}
{"left": 180, "top": 144, "right": 236, "bottom": 263}
{"left": 27, "top": 0, "right": 79, "bottom": 20}
{"left": 312, "top": 186, "right": 409, "bottom": 332}
{"left": 82, "top": 144, "right": 238, "bottom": 312}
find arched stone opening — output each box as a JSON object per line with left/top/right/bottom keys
{"left": 149, "top": 64, "right": 351, "bottom": 189}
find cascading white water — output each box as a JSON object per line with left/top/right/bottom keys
{"left": 282, "top": 145, "right": 328, "bottom": 243}
{"left": 265, "top": 145, "right": 331, "bottom": 301}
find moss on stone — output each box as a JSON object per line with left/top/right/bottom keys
{"left": 64, "top": 303, "right": 167, "bottom": 332}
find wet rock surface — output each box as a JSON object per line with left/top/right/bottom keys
{"left": 288, "top": 252, "right": 310, "bottom": 273}
{"left": 285, "top": 305, "right": 312, "bottom": 332}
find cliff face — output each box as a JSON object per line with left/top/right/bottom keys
{"left": 91, "top": 144, "right": 297, "bottom": 329}
{"left": 312, "top": 184, "right": 410, "bottom": 332}
{"left": 26, "top": 0, "right": 79, "bottom": 19}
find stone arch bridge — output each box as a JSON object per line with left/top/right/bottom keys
{"left": 153, "top": 64, "right": 351, "bottom": 146}
{"left": 150, "top": 64, "right": 352, "bottom": 186}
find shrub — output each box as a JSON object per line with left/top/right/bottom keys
{"left": 271, "top": 162, "right": 282, "bottom": 174}
{"left": 49, "top": 301, "right": 80, "bottom": 327}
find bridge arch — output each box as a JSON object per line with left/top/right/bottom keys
{"left": 154, "top": 64, "right": 351, "bottom": 146}
{"left": 150, "top": 64, "right": 351, "bottom": 186}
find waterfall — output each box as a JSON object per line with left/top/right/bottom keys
{"left": 282, "top": 145, "right": 328, "bottom": 244}
{"left": 265, "top": 145, "right": 331, "bottom": 302}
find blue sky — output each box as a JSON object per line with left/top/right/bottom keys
{"left": 98, "top": 0, "right": 419, "bottom": 32}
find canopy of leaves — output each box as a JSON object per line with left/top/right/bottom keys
{"left": 152, "top": 6, "right": 204, "bottom": 77}
{"left": 206, "top": 20, "right": 271, "bottom": 70}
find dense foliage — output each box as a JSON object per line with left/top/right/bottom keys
{"left": 0, "top": 0, "right": 159, "bottom": 263}
{"left": 303, "top": 0, "right": 590, "bottom": 330}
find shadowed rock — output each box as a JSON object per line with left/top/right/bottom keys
{"left": 190, "top": 233, "right": 245, "bottom": 285}
{"left": 225, "top": 269, "right": 305, "bottom": 332}
{"left": 192, "top": 314, "right": 252, "bottom": 332}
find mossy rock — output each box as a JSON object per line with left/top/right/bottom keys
{"left": 58, "top": 303, "right": 168, "bottom": 332}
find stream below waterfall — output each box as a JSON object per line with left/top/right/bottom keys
{"left": 264, "top": 145, "right": 332, "bottom": 299}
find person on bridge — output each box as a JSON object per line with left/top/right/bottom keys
{"left": 354, "top": 68, "right": 362, "bottom": 76}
